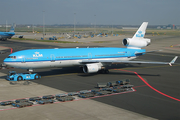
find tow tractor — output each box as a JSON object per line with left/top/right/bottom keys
{"left": 6, "top": 71, "right": 41, "bottom": 81}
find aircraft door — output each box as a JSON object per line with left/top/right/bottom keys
{"left": 88, "top": 53, "right": 92, "bottom": 60}
{"left": 128, "top": 51, "right": 131, "bottom": 58}
{"left": 50, "top": 54, "right": 55, "bottom": 62}
{"left": 21, "top": 56, "right": 25, "bottom": 63}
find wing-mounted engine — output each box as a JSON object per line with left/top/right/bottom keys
{"left": 83, "top": 63, "right": 102, "bottom": 73}
{"left": 122, "top": 22, "right": 150, "bottom": 49}
{"left": 122, "top": 38, "right": 150, "bottom": 48}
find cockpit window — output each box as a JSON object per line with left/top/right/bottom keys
{"left": 7, "top": 56, "right": 16, "bottom": 59}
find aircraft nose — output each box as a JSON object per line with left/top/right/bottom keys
{"left": 4, "top": 58, "right": 8, "bottom": 63}
{"left": 3, "top": 58, "right": 11, "bottom": 66}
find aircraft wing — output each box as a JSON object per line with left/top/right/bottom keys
{"left": 81, "top": 56, "right": 178, "bottom": 66}
{"left": 135, "top": 50, "right": 162, "bottom": 55}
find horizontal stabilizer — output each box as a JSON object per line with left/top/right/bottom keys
{"left": 135, "top": 50, "right": 162, "bottom": 55}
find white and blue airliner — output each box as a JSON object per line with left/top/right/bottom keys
{"left": 3, "top": 22, "right": 178, "bottom": 74}
{"left": 0, "top": 24, "right": 15, "bottom": 41}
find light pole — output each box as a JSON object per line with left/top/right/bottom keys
{"left": 43, "top": 11, "right": 45, "bottom": 38}
{"left": 74, "top": 13, "right": 76, "bottom": 34}
{"left": 112, "top": 23, "right": 113, "bottom": 35}
{"left": 6, "top": 20, "right": 7, "bottom": 32}
{"left": 32, "top": 24, "right": 34, "bottom": 33}
{"left": 94, "top": 15, "right": 96, "bottom": 34}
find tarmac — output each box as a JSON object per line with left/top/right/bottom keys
{"left": 0, "top": 35, "right": 180, "bottom": 120}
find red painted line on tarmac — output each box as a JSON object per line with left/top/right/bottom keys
{"left": 0, "top": 107, "right": 17, "bottom": 111}
{"left": 115, "top": 69, "right": 180, "bottom": 102}
{"left": 0, "top": 46, "right": 13, "bottom": 53}
{"left": 171, "top": 44, "right": 180, "bottom": 47}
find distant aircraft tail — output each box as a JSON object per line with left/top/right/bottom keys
{"left": 9, "top": 23, "right": 16, "bottom": 32}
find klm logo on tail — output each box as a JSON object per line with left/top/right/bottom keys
{"left": 136, "top": 31, "right": 144, "bottom": 37}
{"left": 132, "top": 22, "right": 148, "bottom": 39}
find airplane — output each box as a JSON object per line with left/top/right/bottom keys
{"left": 66, "top": 33, "right": 72, "bottom": 39}
{"left": 0, "top": 24, "right": 36, "bottom": 40}
{"left": 97, "top": 33, "right": 102, "bottom": 37}
{"left": 3, "top": 22, "right": 178, "bottom": 74}
{"left": 0, "top": 24, "right": 15, "bottom": 41}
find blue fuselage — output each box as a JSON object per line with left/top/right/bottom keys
{"left": 0, "top": 32, "right": 15, "bottom": 39}
{"left": 4, "top": 47, "right": 145, "bottom": 69}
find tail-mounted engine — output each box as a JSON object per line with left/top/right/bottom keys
{"left": 122, "top": 38, "right": 151, "bottom": 48}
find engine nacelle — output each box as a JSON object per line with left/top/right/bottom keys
{"left": 122, "top": 38, "right": 150, "bottom": 48}
{"left": 83, "top": 63, "right": 102, "bottom": 73}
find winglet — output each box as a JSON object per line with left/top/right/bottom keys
{"left": 169, "top": 56, "right": 178, "bottom": 66}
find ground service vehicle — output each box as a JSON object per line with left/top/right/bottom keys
{"left": 78, "top": 93, "right": 95, "bottom": 98}
{"left": 29, "top": 97, "right": 42, "bottom": 101}
{"left": 49, "top": 36, "right": 57, "bottom": 40}
{"left": 0, "top": 101, "right": 13, "bottom": 106}
{"left": 6, "top": 71, "right": 41, "bottom": 81}
{"left": 55, "top": 94, "right": 68, "bottom": 98}
{"left": 15, "top": 99, "right": 29, "bottom": 103}
{"left": 42, "top": 95, "right": 55, "bottom": 99}
{"left": 12, "top": 102, "right": 33, "bottom": 108}
{"left": 36, "top": 99, "right": 54, "bottom": 104}
{"left": 56, "top": 96, "right": 74, "bottom": 102}
{"left": 68, "top": 92, "right": 80, "bottom": 96}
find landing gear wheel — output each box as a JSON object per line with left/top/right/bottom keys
{"left": 101, "top": 70, "right": 105, "bottom": 74}
{"left": 105, "top": 70, "right": 109, "bottom": 74}
{"left": 34, "top": 74, "right": 40, "bottom": 79}
{"left": 79, "top": 67, "right": 84, "bottom": 73}
{"left": 17, "top": 76, "right": 23, "bottom": 81}
{"left": 98, "top": 69, "right": 109, "bottom": 74}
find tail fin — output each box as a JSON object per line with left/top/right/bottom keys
{"left": 132, "top": 22, "right": 148, "bottom": 39}
{"left": 122, "top": 22, "right": 150, "bottom": 49}
{"left": 9, "top": 23, "right": 16, "bottom": 32}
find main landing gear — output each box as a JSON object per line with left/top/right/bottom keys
{"left": 27, "top": 69, "right": 34, "bottom": 74}
{"left": 98, "top": 69, "right": 109, "bottom": 74}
